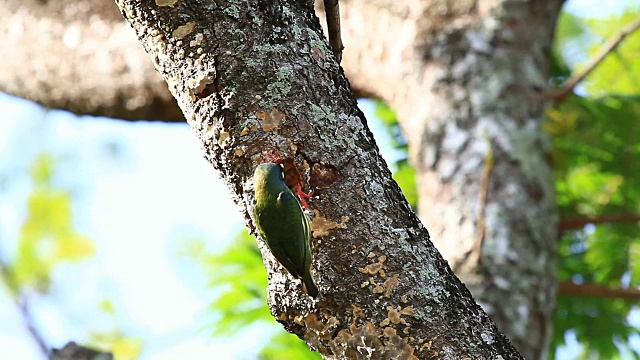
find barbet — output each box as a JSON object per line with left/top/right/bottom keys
{"left": 253, "top": 163, "right": 318, "bottom": 297}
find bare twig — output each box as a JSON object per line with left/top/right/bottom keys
{"left": 558, "top": 213, "right": 640, "bottom": 233}
{"left": 549, "top": 16, "right": 640, "bottom": 102}
{"left": 323, "top": 0, "right": 344, "bottom": 63}
{"left": 559, "top": 281, "right": 640, "bottom": 301}
{"left": 17, "top": 297, "right": 50, "bottom": 357}
{"left": 0, "top": 258, "right": 49, "bottom": 357}
{"left": 469, "top": 130, "right": 494, "bottom": 266}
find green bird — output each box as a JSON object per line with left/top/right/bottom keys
{"left": 253, "top": 162, "right": 319, "bottom": 298}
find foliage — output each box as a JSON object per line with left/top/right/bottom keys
{"left": 374, "top": 101, "right": 418, "bottom": 208}
{"left": 186, "top": 230, "right": 271, "bottom": 335}
{"left": 361, "top": 6, "right": 640, "bottom": 358}
{"left": 2, "top": 153, "right": 95, "bottom": 294}
{"left": 549, "top": 95, "right": 640, "bottom": 357}
{"left": 89, "top": 299, "right": 144, "bottom": 360}
{"left": 582, "top": 9, "right": 640, "bottom": 96}
{"left": 548, "top": 4, "right": 640, "bottom": 357}
{"left": 550, "top": 96, "right": 640, "bottom": 217}
{"left": 0, "top": 152, "right": 142, "bottom": 360}
{"left": 259, "top": 331, "right": 321, "bottom": 360}
{"left": 186, "top": 230, "right": 321, "bottom": 359}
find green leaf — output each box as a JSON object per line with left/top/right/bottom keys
{"left": 260, "top": 331, "right": 321, "bottom": 360}
{"left": 89, "top": 330, "right": 144, "bottom": 360}
{"left": 186, "top": 229, "right": 320, "bottom": 358}
{"left": 372, "top": 100, "right": 417, "bottom": 209}
{"left": 99, "top": 299, "right": 117, "bottom": 315}
{"left": 392, "top": 160, "right": 417, "bottom": 209}
{"left": 187, "top": 230, "right": 270, "bottom": 336}
{"left": 582, "top": 10, "right": 640, "bottom": 96}
{"left": 583, "top": 226, "right": 628, "bottom": 285}
{"left": 551, "top": 9, "right": 640, "bottom": 356}
{"left": 554, "top": 295, "right": 637, "bottom": 359}
{"left": 30, "top": 153, "right": 55, "bottom": 186}
{"left": 8, "top": 153, "right": 95, "bottom": 293}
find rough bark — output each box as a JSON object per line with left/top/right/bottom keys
{"left": 114, "top": 0, "right": 522, "bottom": 358}
{"left": 0, "top": 0, "right": 183, "bottom": 121}
{"left": 331, "top": 1, "right": 564, "bottom": 358}
{"left": 4, "top": 0, "right": 564, "bottom": 357}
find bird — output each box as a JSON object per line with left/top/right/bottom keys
{"left": 253, "top": 162, "right": 319, "bottom": 297}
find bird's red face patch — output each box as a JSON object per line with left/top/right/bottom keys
{"left": 256, "top": 151, "right": 314, "bottom": 208}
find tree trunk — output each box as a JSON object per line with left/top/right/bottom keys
{"left": 3, "top": 0, "right": 564, "bottom": 357}
{"left": 332, "top": 1, "right": 564, "bottom": 358}
{"left": 114, "top": 0, "right": 522, "bottom": 358}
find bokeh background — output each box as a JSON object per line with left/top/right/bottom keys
{"left": 2, "top": 0, "right": 640, "bottom": 358}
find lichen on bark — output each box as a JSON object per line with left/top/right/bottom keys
{"left": 115, "top": 0, "right": 524, "bottom": 358}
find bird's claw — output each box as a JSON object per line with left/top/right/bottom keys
{"left": 294, "top": 184, "right": 314, "bottom": 209}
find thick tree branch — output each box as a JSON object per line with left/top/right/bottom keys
{"left": 559, "top": 281, "right": 640, "bottom": 301}
{"left": 0, "top": 0, "right": 183, "bottom": 122}
{"left": 114, "top": 0, "right": 522, "bottom": 357}
{"left": 558, "top": 213, "right": 640, "bottom": 232}
{"left": 0, "top": 0, "right": 369, "bottom": 120}
{"left": 549, "top": 16, "right": 640, "bottom": 101}
{"left": 330, "top": 1, "right": 564, "bottom": 357}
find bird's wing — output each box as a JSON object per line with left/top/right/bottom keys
{"left": 276, "top": 190, "right": 310, "bottom": 276}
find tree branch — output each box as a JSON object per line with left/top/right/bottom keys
{"left": 468, "top": 132, "right": 494, "bottom": 267}
{"left": 0, "top": 257, "right": 49, "bottom": 358}
{"left": 549, "top": 16, "right": 640, "bottom": 102}
{"left": 0, "top": 0, "right": 184, "bottom": 122}
{"left": 558, "top": 213, "right": 640, "bottom": 232}
{"left": 50, "top": 342, "right": 113, "bottom": 360}
{"left": 321, "top": 0, "right": 344, "bottom": 63}
{"left": 558, "top": 281, "right": 640, "bottom": 301}
{"left": 1, "top": 257, "right": 113, "bottom": 359}
{"left": 333, "top": 2, "right": 564, "bottom": 357}
{"left": 114, "top": 0, "right": 522, "bottom": 357}
{"left": 0, "top": 0, "right": 373, "bottom": 121}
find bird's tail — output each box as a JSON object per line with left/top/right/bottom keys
{"left": 302, "top": 274, "right": 319, "bottom": 298}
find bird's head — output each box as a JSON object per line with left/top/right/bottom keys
{"left": 254, "top": 162, "right": 285, "bottom": 190}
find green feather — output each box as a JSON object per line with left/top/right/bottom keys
{"left": 253, "top": 163, "right": 318, "bottom": 298}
